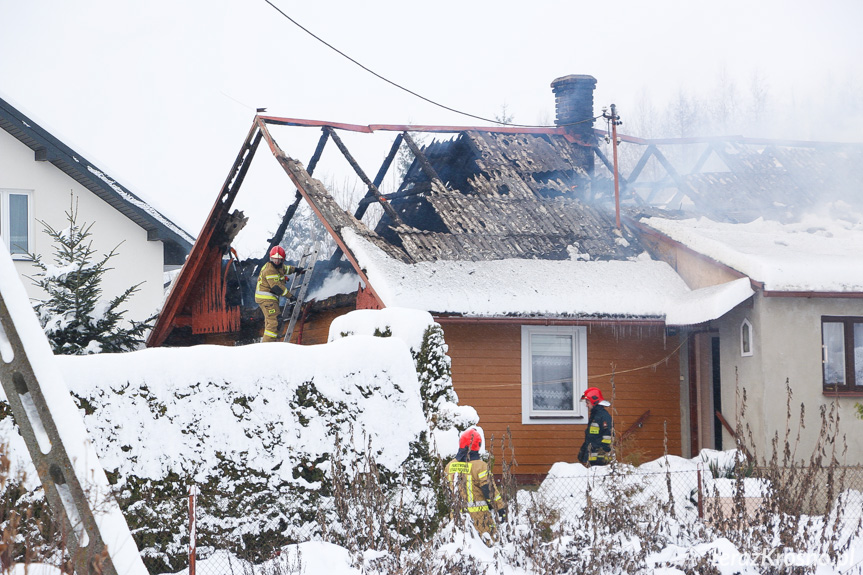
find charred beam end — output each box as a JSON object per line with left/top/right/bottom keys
{"left": 306, "top": 127, "right": 330, "bottom": 176}
{"left": 148, "top": 124, "right": 263, "bottom": 347}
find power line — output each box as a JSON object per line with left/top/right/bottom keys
{"left": 262, "top": 0, "right": 599, "bottom": 129}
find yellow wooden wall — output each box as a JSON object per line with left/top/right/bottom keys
{"left": 441, "top": 322, "right": 682, "bottom": 477}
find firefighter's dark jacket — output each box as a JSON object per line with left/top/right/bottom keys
{"left": 579, "top": 404, "right": 613, "bottom": 464}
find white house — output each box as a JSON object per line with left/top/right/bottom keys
{"left": 0, "top": 95, "right": 193, "bottom": 325}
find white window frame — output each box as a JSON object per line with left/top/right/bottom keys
{"left": 0, "top": 189, "right": 34, "bottom": 260}
{"left": 521, "top": 325, "right": 588, "bottom": 424}
{"left": 740, "top": 318, "right": 753, "bottom": 357}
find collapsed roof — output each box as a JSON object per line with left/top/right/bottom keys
{"left": 148, "top": 75, "right": 863, "bottom": 346}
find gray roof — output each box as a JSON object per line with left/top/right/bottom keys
{"left": 374, "top": 131, "right": 643, "bottom": 263}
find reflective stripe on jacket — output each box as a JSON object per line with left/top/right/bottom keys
{"left": 254, "top": 261, "right": 295, "bottom": 303}
{"left": 582, "top": 404, "right": 613, "bottom": 463}
{"left": 444, "top": 458, "right": 503, "bottom": 513}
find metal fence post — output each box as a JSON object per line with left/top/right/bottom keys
{"left": 696, "top": 463, "right": 703, "bottom": 520}
{"left": 189, "top": 484, "right": 198, "bottom": 575}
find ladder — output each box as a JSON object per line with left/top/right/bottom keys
{"left": 0, "top": 246, "right": 148, "bottom": 575}
{"left": 281, "top": 241, "right": 321, "bottom": 342}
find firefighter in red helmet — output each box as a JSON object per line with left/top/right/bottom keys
{"left": 578, "top": 387, "right": 613, "bottom": 466}
{"left": 444, "top": 427, "right": 506, "bottom": 545}
{"left": 254, "top": 246, "right": 305, "bottom": 342}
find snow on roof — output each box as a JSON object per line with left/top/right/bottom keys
{"left": 87, "top": 165, "right": 195, "bottom": 246}
{"left": 344, "top": 228, "right": 749, "bottom": 325}
{"left": 640, "top": 215, "right": 863, "bottom": 292}
{"left": 665, "top": 277, "right": 754, "bottom": 326}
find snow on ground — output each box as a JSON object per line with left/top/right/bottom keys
{"left": 640, "top": 214, "right": 863, "bottom": 292}
{"left": 143, "top": 447, "right": 863, "bottom": 575}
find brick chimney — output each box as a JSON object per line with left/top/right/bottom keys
{"left": 551, "top": 74, "right": 597, "bottom": 145}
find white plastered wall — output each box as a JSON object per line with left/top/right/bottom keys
{"left": 0, "top": 128, "right": 164, "bottom": 326}
{"left": 718, "top": 294, "right": 863, "bottom": 465}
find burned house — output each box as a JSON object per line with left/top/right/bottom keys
{"left": 149, "top": 73, "right": 863, "bottom": 475}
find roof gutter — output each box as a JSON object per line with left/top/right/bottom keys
{"left": 763, "top": 291, "right": 863, "bottom": 298}
{"left": 433, "top": 316, "right": 666, "bottom": 326}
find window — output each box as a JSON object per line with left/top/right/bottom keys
{"left": 740, "top": 318, "right": 753, "bottom": 357}
{"left": 821, "top": 317, "right": 863, "bottom": 392}
{"left": 1, "top": 190, "right": 33, "bottom": 258}
{"left": 521, "top": 325, "right": 587, "bottom": 423}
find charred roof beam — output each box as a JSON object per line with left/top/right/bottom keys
{"left": 624, "top": 144, "right": 693, "bottom": 207}
{"left": 690, "top": 142, "right": 719, "bottom": 175}
{"left": 354, "top": 132, "right": 403, "bottom": 221}
{"left": 261, "top": 127, "right": 331, "bottom": 267}
{"left": 325, "top": 126, "right": 404, "bottom": 227}
{"left": 401, "top": 131, "right": 448, "bottom": 194}
{"left": 331, "top": 133, "right": 405, "bottom": 263}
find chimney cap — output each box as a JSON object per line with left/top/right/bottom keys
{"left": 551, "top": 75, "right": 597, "bottom": 89}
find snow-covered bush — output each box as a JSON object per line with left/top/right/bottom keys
{"left": 0, "top": 307, "right": 476, "bottom": 571}
{"left": 326, "top": 308, "right": 479, "bottom": 548}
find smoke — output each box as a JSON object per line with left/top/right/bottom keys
{"left": 603, "top": 66, "right": 863, "bottom": 224}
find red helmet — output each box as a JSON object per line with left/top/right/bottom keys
{"left": 581, "top": 387, "right": 605, "bottom": 406}
{"left": 269, "top": 246, "right": 286, "bottom": 260}
{"left": 459, "top": 428, "right": 482, "bottom": 451}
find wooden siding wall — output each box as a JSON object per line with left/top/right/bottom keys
{"left": 441, "top": 322, "right": 682, "bottom": 477}
{"left": 288, "top": 307, "right": 351, "bottom": 345}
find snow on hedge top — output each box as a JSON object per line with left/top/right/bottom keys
{"left": 328, "top": 307, "right": 434, "bottom": 349}
{"left": 343, "top": 229, "right": 690, "bottom": 318}
{"left": 57, "top": 335, "right": 426, "bottom": 482}
{"left": 641, "top": 215, "right": 863, "bottom": 292}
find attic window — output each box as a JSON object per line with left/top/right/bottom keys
{"left": 740, "top": 318, "right": 753, "bottom": 357}
{"left": 521, "top": 325, "right": 587, "bottom": 424}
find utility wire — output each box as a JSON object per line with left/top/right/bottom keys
{"left": 263, "top": 0, "right": 599, "bottom": 129}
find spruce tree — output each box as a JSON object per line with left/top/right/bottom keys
{"left": 28, "top": 194, "right": 154, "bottom": 354}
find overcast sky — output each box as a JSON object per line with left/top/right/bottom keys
{"left": 1, "top": 0, "right": 860, "bottom": 247}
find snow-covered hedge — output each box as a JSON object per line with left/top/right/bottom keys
{"left": 0, "top": 307, "right": 477, "bottom": 571}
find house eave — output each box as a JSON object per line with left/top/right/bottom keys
{"left": 433, "top": 314, "right": 667, "bottom": 326}
{"left": 762, "top": 290, "right": 863, "bottom": 298}
{"left": 0, "top": 95, "right": 194, "bottom": 257}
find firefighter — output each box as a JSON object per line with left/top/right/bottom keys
{"left": 254, "top": 246, "right": 304, "bottom": 342}
{"left": 577, "top": 387, "right": 613, "bottom": 466}
{"left": 444, "top": 427, "right": 506, "bottom": 545}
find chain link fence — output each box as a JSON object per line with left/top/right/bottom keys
{"left": 139, "top": 463, "right": 863, "bottom": 575}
